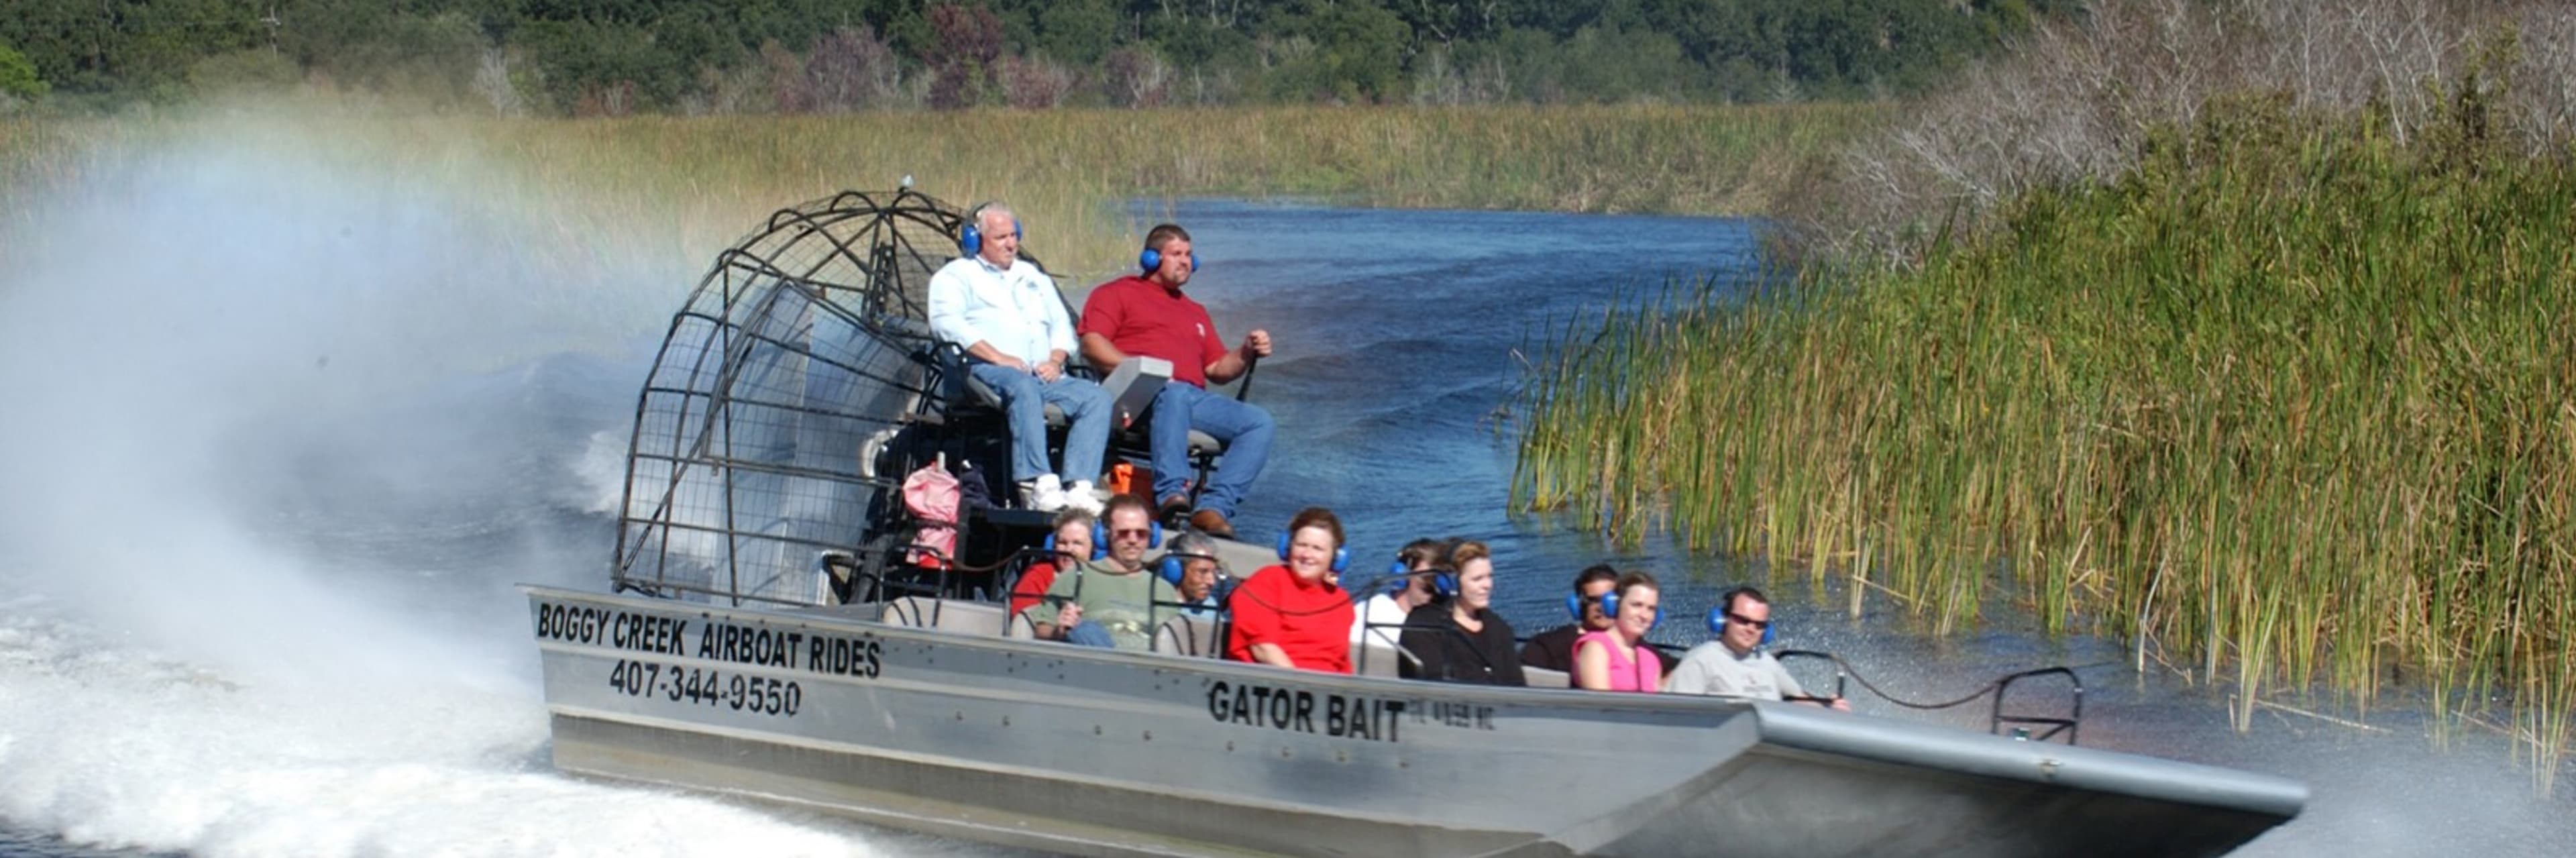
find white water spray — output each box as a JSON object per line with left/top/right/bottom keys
{"left": 0, "top": 115, "right": 931, "bottom": 857}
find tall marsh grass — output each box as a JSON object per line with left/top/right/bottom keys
{"left": 1515, "top": 93, "right": 2576, "bottom": 789}
{"left": 1, "top": 102, "right": 1876, "bottom": 284}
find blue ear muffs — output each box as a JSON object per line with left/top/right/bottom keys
{"left": 1432, "top": 572, "right": 1459, "bottom": 599}
{"left": 1383, "top": 560, "right": 1413, "bottom": 597}
{"left": 1138, "top": 246, "right": 1198, "bottom": 274}
{"left": 1565, "top": 593, "right": 1588, "bottom": 622}
{"left": 1711, "top": 588, "right": 1776, "bottom": 646}
{"left": 1599, "top": 591, "right": 1662, "bottom": 629}
{"left": 1093, "top": 521, "right": 1161, "bottom": 560}
{"left": 1043, "top": 531, "right": 1101, "bottom": 561}
{"left": 1275, "top": 531, "right": 1349, "bottom": 573}
{"left": 961, "top": 215, "right": 1024, "bottom": 257}
{"left": 1159, "top": 555, "right": 1185, "bottom": 586}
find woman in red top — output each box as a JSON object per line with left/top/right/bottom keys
{"left": 1009, "top": 510, "right": 1095, "bottom": 617}
{"left": 1226, "top": 506, "right": 1356, "bottom": 673}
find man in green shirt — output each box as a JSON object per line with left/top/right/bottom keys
{"left": 1033, "top": 494, "right": 1177, "bottom": 650}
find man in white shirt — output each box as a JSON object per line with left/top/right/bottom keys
{"left": 926, "top": 203, "right": 1112, "bottom": 511}
{"left": 1666, "top": 586, "right": 1850, "bottom": 710}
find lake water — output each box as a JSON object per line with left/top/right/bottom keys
{"left": 0, "top": 148, "right": 2567, "bottom": 857}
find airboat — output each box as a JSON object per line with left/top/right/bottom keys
{"left": 522, "top": 189, "right": 2306, "bottom": 857}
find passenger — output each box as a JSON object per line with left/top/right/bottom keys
{"left": 1351, "top": 538, "right": 1448, "bottom": 649}
{"left": 1030, "top": 494, "right": 1177, "bottom": 650}
{"left": 1008, "top": 509, "right": 1095, "bottom": 618}
{"left": 927, "top": 202, "right": 1112, "bottom": 513}
{"left": 1077, "top": 223, "right": 1275, "bottom": 538}
{"left": 1159, "top": 531, "right": 1225, "bottom": 617}
{"left": 1518, "top": 564, "right": 1619, "bottom": 672}
{"left": 1572, "top": 572, "right": 1664, "bottom": 693}
{"left": 1666, "top": 586, "right": 1851, "bottom": 710}
{"left": 1226, "top": 507, "right": 1356, "bottom": 673}
{"left": 1398, "top": 541, "right": 1526, "bottom": 686}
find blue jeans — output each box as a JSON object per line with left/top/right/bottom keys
{"left": 969, "top": 362, "right": 1112, "bottom": 484}
{"left": 1063, "top": 621, "right": 1116, "bottom": 648}
{"left": 1149, "top": 383, "right": 1273, "bottom": 519}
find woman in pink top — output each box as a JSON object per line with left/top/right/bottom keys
{"left": 1573, "top": 572, "right": 1663, "bottom": 692}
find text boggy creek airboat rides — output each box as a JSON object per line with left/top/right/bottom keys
{"left": 521, "top": 189, "right": 2306, "bottom": 857}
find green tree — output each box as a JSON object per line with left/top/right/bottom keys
{"left": 1270, "top": 0, "right": 1411, "bottom": 103}
{"left": 0, "top": 40, "right": 43, "bottom": 103}
{"left": 0, "top": 41, "right": 46, "bottom": 100}
{"left": 1035, "top": 0, "right": 1118, "bottom": 66}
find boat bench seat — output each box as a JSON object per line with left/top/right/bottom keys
{"left": 1351, "top": 639, "right": 1408, "bottom": 678}
{"left": 1523, "top": 666, "right": 1571, "bottom": 689}
{"left": 1152, "top": 614, "right": 1223, "bottom": 657}
{"left": 879, "top": 596, "right": 1008, "bottom": 636}
{"left": 955, "top": 358, "right": 1223, "bottom": 454}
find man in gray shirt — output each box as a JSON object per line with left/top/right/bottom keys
{"left": 1033, "top": 494, "right": 1177, "bottom": 650}
{"left": 1666, "top": 587, "right": 1850, "bottom": 711}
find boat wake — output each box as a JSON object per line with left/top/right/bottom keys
{"left": 0, "top": 597, "right": 902, "bottom": 858}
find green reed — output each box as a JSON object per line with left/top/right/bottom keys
{"left": 1514, "top": 94, "right": 2576, "bottom": 789}
{"left": 2, "top": 101, "right": 1878, "bottom": 286}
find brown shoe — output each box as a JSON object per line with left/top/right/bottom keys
{"left": 1157, "top": 494, "right": 1193, "bottom": 525}
{"left": 1188, "top": 508, "right": 1235, "bottom": 539}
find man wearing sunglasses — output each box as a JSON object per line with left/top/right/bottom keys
{"left": 1030, "top": 494, "right": 1177, "bottom": 650}
{"left": 1666, "top": 587, "right": 1851, "bottom": 710}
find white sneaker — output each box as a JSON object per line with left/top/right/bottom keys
{"left": 1025, "top": 474, "right": 1069, "bottom": 512}
{"left": 1063, "top": 480, "right": 1105, "bottom": 515}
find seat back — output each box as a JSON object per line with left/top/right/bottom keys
{"left": 1153, "top": 613, "right": 1223, "bottom": 657}
{"left": 1004, "top": 610, "right": 1040, "bottom": 639}
{"left": 880, "top": 596, "right": 1008, "bottom": 636}
{"left": 1523, "top": 666, "right": 1572, "bottom": 689}
{"left": 1351, "top": 639, "right": 1409, "bottom": 678}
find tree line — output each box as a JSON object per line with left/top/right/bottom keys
{"left": 0, "top": 0, "right": 2078, "bottom": 115}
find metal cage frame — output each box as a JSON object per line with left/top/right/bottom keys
{"left": 610, "top": 189, "right": 1042, "bottom": 606}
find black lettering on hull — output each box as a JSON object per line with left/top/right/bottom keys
{"left": 1205, "top": 680, "right": 1402, "bottom": 743}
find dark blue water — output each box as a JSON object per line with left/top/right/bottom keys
{"left": 1160, "top": 201, "right": 1764, "bottom": 610}
{"left": 2, "top": 195, "right": 2566, "bottom": 856}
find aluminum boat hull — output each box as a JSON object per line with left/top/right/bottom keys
{"left": 526, "top": 586, "right": 2303, "bottom": 857}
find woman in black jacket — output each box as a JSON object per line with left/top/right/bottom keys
{"left": 1399, "top": 541, "right": 1527, "bottom": 686}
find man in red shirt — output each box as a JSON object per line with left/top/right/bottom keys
{"left": 1077, "top": 223, "right": 1275, "bottom": 538}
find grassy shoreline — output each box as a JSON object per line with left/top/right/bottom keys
{"left": 1513, "top": 95, "right": 2575, "bottom": 789}
{"left": 1, "top": 103, "right": 1877, "bottom": 285}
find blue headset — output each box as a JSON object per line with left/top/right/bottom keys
{"left": 1385, "top": 564, "right": 1458, "bottom": 598}
{"left": 1275, "top": 532, "right": 1350, "bottom": 574}
{"left": 1042, "top": 531, "right": 1104, "bottom": 562}
{"left": 1091, "top": 521, "right": 1161, "bottom": 560}
{"left": 1158, "top": 552, "right": 1219, "bottom": 586}
{"left": 1597, "top": 588, "right": 1663, "bottom": 629}
{"left": 1044, "top": 531, "right": 1102, "bottom": 562}
{"left": 1382, "top": 560, "right": 1413, "bottom": 596}
{"left": 1709, "top": 587, "right": 1775, "bottom": 646}
{"left": 1431, "top": 570, "right": 1460, "bottom": 599}
{"left": 1564, "top": 593, "right": 1590, "bottom": 622}
{"left": 960, "top": 207, "right": 1023, "bottom": 257}
{"left": 1139, "top": 245, "right": 1197, "bottom": 274}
